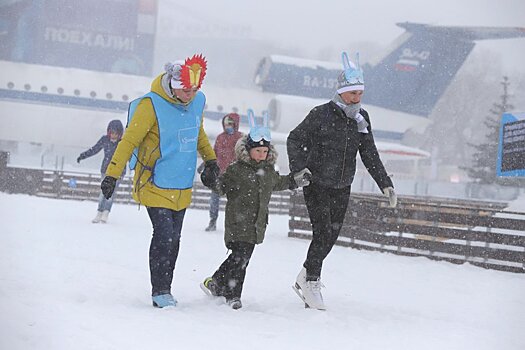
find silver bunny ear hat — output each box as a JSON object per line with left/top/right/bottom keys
{"left": 337, "top": 52, "right": 364, "bottom": 93}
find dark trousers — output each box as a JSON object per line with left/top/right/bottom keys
{"left": 303, "top": 183, "right": 351, "bottom": 280}
{"left": 209, "top": 190, "right": 220, "bottom": 221}
{"left": 147, "top": 207, "right": 186, "bottom": 296}
{"left": 212, "top": 241, "right": 255, "bottom": 300}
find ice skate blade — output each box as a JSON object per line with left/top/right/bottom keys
{"left": 292, "top": 283, "right": 311, "bottom": 308}
{"left": 200, "top": 283, "right": 214, "bottom": 297}
{"left": 152, "top": 302, "right": 175, "bottom": 308}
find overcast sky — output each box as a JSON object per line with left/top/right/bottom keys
{"left": 163, "top": 0, "right": 525, "bottom": 74}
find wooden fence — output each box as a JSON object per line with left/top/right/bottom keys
{"left": 0, "top": 167, "right": 290, "bottom": 214}
{"left": 2, "top": 164, "right": 524, "bottom": 273}
{"left": 289, "top": 191, "right": 525, "bottom": 273}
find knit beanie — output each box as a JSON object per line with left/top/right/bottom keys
{"left": 164, "top": 61, "right": 184, "bottom": 89}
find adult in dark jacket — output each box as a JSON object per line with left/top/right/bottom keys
{"left": 287, "top": 52, "right": 397, "bottom": 310}
{"left": 77, "top": 119, "right": 124, "bottom": 223}
{"left": 200, "top": 113, "right": 311, "bottom": 309}
{"left": 204, "top": 113, "right": 243, "bottom": 231}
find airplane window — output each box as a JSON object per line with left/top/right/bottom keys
{"left": 7, "top": 82, "right": 14, "bottom": 89}
{"left": 232, "top": 107, "right": 239, "bottom": 113}
{"left": 90, "top": 91, "right": 97, "bottom": 98}
{"left": 122, "top": 95, "right": 129, "bottom": 101}
{"left": 24, "top": 84, "right": 31, "bottom": 91}
{"left": 57, "top": 88, "right": 64, "bottom": 94}
{"left": 106, "top": 93, "right": 113, "bottom": 99}
{"left": 217, "top": 105, "right": 223, "bottom": 112}
{"left": 74, "top": 89, "right": 81, "bottom": 96}
{"left": 41, "top": 86, "right": 48, "bottom": 93}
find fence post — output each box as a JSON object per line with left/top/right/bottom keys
{"left": 396, "top": 222, "right": 402, "bottom": 253}
{"left": 483, "top": 226, "right": 491, "bottom": 264}
{"left": 428, "top": 202, "right": 439, "bottom": 257}
{"left": 52, "top": 170, "right": 62, "bottom": 198}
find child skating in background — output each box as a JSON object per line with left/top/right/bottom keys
{"left": 200, "top": 110, "right": 311, "bottom": 309}
{"left": 77, "top": 119, "right": 124, "bottom": 223}
{"left": 205, "top": 113, "right": 244, "bottom": 231}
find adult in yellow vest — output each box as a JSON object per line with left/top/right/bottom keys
{"left": 101, "top": 54, "right": 219, "bottom": 308}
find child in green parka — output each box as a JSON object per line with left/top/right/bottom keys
{"left": 200, "top": 110, "right": 311, "bottom": 309}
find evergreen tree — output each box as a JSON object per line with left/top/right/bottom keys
{"left": 464, "top": 76, "right": 513, "bottom": 184}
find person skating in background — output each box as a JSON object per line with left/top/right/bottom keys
{"left": 100, "top": 55, "right": 219, "bottom": 308}
{"left": 200, "top": 110, "right": 311, "bottom": 309}
{"left": 77, "top": 119, "right": 124, "bottom": 223}
{"left": 287, "top": 52, "right": 397, "bottom": 310}
{"left": 204, "top": 113, "right": 243, "bottom": 231}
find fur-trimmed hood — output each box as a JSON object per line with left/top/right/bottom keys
{"left": 235, "top": 135, "right": 278, "bottom": 165}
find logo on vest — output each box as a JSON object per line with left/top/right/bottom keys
{"left": 179, "top": 127, "right": 199, "bottom": 152}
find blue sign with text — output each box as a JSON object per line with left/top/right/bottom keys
{"left": 497, "top": 112, "right": 525, "bottom": 177}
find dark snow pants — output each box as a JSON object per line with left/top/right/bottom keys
{"left": 212, "top": 241, "right": 255, "bottom": 300}
{"left": 303, "top": 183, "right": 351, "bottom": 280}
{"left": 147, "top": 207, "right": 186, "bottom": 296}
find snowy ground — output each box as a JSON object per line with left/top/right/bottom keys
{"left": 1, "top": 193, "right": 524, "bottom": 350}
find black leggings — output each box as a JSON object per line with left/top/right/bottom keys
{"left": 303, "top": 183, "right": 351, "bottom": 280}
{"left": 212, "top": 241, "right": 255, "bottom": 300}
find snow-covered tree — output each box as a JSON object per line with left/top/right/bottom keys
{"left": 463, "top": 76, "right": 513, "bottom": 184}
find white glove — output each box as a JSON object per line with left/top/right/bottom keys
{"left": 383, "top": 187, "right": 397, "bottom": 208}
{"left": 293, "top": 168, "right": 312, "bottom": 187}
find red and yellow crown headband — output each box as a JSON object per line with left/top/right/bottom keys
{"left": 168, "top": 54, "right": 207, "bottom": 90}
{"left": 181, "top": 54, "right": 207, "bottom": 89}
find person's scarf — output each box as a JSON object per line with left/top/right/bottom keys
{"left": 332, "top": 93, "right": 369, "bottom": 133}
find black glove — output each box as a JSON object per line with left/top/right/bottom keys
{"left": 76, "top": 156, "right": 82, "bottom": 163}
{"left": 200, "top": 160, "right": 220, "bottom": 189}
{"left": 101, "top": 176, "right": 117, "bottom": 199}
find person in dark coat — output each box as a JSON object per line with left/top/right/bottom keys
{"left": 287, "top": 52, "right": 397, "bottom": 310}
{"left": 205, "top": 113, "right": 243, "bottom": 231}
{"left": 77, "top": 119, "right": 124, "bottom": 223}
{"left": 200, "top": 111, "right": 311, "bottom": 309}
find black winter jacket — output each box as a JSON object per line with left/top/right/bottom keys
{"left": 287, "top": 101, "right": 393, "bottom": 190}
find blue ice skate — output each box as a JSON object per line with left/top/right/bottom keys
{"left": 152, "top": 293, "right": 177, "bottom": 308}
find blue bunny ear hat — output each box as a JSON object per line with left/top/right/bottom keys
{"left": 246, "top": 109, "right": 272, "bottom": 149}
{"left": 336, "top": 52, "right": 365, "bottom": 94}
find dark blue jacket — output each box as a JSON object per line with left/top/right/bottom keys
{"left": 78, "top": 136, "right": 125, "bottom": 176}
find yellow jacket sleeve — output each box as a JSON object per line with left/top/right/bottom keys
{"left": 197, "top": 116, "right": 217, "bottom": 162}
{"left": 106, "top": 99, "right": 156, "bottom": 178}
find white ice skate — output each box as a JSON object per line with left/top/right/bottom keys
{"left": 100, "top": 210, "right": 110, "bottom": 223}
{"left": 92, "top": 211, "right": 103, "bottom": 223}
{"left": 292, "top": 268, "right": 326, "bottom": 310}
